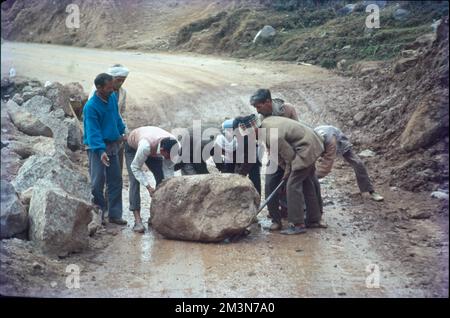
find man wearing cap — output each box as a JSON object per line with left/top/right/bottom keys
{"left": 83, "top": 73, "right": 127, "bottom": 225}
{"left": 239, "top": 112, "right": 324, "bottom": 234}
{"left": 89, "top": 64, "right": 130, "bottom": 170}
{"left": 125, "top": 126, "right": 180, "bottom": 233}
{"left": 315, "top": 125, "right": 384, "bottom": 202}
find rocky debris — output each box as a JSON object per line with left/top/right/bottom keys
{"left": 64, "top": 82, "right": 88, "bottom": 119}
{"left": 28, "top": 181, "right": 93, "bottom": 256}
{"left": 253, "top": 25, "right": 276, "bottom": 43}
{"left": 1, "top": 180, "right": 28, "bottom": 239}
{"left": 8, "top": 109, "right": 53, "bottom": 138}
{"left": 150, "top": 174, "right": 260, "bottom": 242}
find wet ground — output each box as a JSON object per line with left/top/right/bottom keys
{"left": 0, "top": 42, "right": 448, "bottom": 297}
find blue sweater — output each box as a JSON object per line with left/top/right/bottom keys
{"left": 83, "top": 92, "right": 126, "bottom": 154}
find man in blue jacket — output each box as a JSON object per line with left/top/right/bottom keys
{"left": 83, "top": 73, "right": 127, "bottom": 225}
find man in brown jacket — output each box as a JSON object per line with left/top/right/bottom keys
{"left": 254, "top": 116, "right": 325, "bottom": 234}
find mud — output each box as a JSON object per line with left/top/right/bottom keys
{"left": 0, "top": 42, "right": 448, "bottom": 297}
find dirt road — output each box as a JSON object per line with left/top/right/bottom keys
{"left": 1, "top": 42, "right": 448, "bottom": 297}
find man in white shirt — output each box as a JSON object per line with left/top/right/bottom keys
{"left": 125, "top": 126, "right": 180, "bottom": 233}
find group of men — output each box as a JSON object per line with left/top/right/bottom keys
{"left": 83, "top": 65, "right": 384, "bottom": 235}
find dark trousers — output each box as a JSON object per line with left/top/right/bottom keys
{"left": 265, "top": 164, "right": 322, "bottom": 224}
{"left": 312, "top": 174, "right": 323, "bottom": 215}
{"left": 342, "top": 149, "right": 374, "bottom": 193}
{"left": 88, "top": 149, "right": 123, "bottom": 219}
{"left": 125, "top": 143, "right": 164, "bottom": 211}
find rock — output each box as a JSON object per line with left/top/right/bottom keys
{"left": 45, "top": 82, "right": 74, "bottom": 117}
{"left": 393, "top": 8, "right": 410, "bottom": 21}
{"left": 22, "top": 87, "right": 44, "bottom": 102}
{"left": 431, "top": 191, "right": 449, "bottom": 201}
{"left": 409, "top": 211, "right": 432, "bottom": 220}
{"left": 353, "top": 111, "right": 366, "bottom": 124}
{"left": 28, "top": 181, "right": 93, "bottom": 255}
{"left": 1, "top": 147, "right": 23, "bottom": 183}
{"left": 19, "top": 187, "right": 34, "bottom": 207}
{"left": 337, "top": 4, "right": 355, "bottom": 16}
{"left": 64, "top": 117, "right": 82, "bottom": 151}
{"left": 408, "top": 33, "right": 436, "bottom": 50}
{"left": 8, "top": 109, "right": 53, "bottom": 138}
{"left": 21, "top": 95, "right": 53, "bottom": 115}
{"left": 253, "top": 25, "right": 276, "bottom": 43}
{"left": 342, "top": 45, "right": 351, "bottom": 50}
{"left": 337, "top": 59, "right": 348, "bottom": 71}
{"left": 12, "top": 155, "right": 91, "bottom": 201}
{"left": 11, "top": 93, "right": 23, "bottom": 105}
{"left": 88, "top": 209, "right": 102, "bottom": 237}
{"left": 400, "top": 95, "right": 449, "bottom": 152}
{"left": 431, "top": 19, "right": 442, "bottom": 33}
{"left": 401, "top": 50, "right": 417, "bottom": 58}
{"left": 0, "top": 180, "right": 28, "bottom": 239}
{"left": 150, "top": 174, "right": 260, "bottom": 242}
{"left": 394, "top": 57, "right": 418, "bottom": 73}
{"left": 358, "top": 149, "right": 376, "bottom": 157}
{"left": 363, "top": 1, "right": 386, "bottom": 8}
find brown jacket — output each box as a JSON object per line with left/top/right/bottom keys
{"left": 261, "top": 116, "right": 324, "bottom": 178}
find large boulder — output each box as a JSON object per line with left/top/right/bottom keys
{"left": 253, "top": 25, "right": 276, "bottom": 43}
{"left": 28, "top": 181, "right": 93, "bottom": 255}
{"left": 400, "top": 95, "right": 449, "bottom": 152}
{"left": 150, "top": 174, "right": 260, "bottom": 242}
{"left": 1, "top": 180, "right": 28, "bottom": 239}
{"left": 11, "top": 155, "right": 91, "bottom": 202}
{"left": 8, "top": 109, "right": 53, "bottom": 138}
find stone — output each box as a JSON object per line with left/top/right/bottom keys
{"left": 8, "top": 109, "right": 53, "bottom": 138}
{"left": 11, "top": 155, "right": 91, "bottom": 202}
{"left": 45, "top": 82, "right": 73, "bottom": 117}
{"left": 0, "top": 180, "right": 28, "bottom": 239}
{"left": 28, "top": 181, "right": 93, "bottom": 255}
{"left": 11, "top": 93, "right": 23, "bottom": 105}
{"left": 337, "top": 4, "right": 355, "bottom": 16}
{"left": 400, "top": 95, "right": 449, "bottom": 152}
{"left": 393, "top": 8, "right": 410, "bottom": 21}
{"left": 353, "top": 111, "right": 366, "bottom": 124}
{"left": 394, "top": 57, "right": 418, "bottom": 73}
{"left": 21, "top": 95, "right": 53, "bottom": 115}
{"left": 64, "top": 117, "right": 82, "bottom": 151}
{"left": 150, "top": 174, "right": 260, "bottom": 242}
{"left": 431, "top": 191, "right": 449, "bottom": 201}
{"left": 253, "top": 25, "right": 276, "bottom": 43}
{"left": 358, "top": 149, "right": 376, "bottom": 157}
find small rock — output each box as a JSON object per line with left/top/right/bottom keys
{"left": 358, "top": 149, "right": 376, "bottom": 157}
{"left": 431, "top": 191, "right": 449, "bottom": 201}
{"left": 409, "top": 211, "right": 432, "bottom": 220}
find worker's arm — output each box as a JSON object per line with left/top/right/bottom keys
{"left": 316, "top": 135, "right": 337, "bottom": 179}
{"left": 84, "top": 106, "right": 106, "bottom": 155}
{"left": 130, "top": 140, "right": 152, "bottom": 189}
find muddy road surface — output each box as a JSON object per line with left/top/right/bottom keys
{"left": 1, "top": 42, "right": 448, "bottom": 297}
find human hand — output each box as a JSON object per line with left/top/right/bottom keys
{"left": 101, "top": 152, "right": 110, "bottom": 167}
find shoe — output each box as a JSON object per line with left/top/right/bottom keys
{"left": 280, "top": 223, "right": 307, "bottom": 235}
{"left": 269, "top": 222, "right": 282, "bottom": 231}
{"left": 133, "top": 222, "right": 145, "bottom": 233}
{"left": 109, "top": 218, "right": 128, "bottom": 225}
{"left": 306, "top": 221, "right": 328, "bottom": 229}
{"left": 370, "top": 192, "right": 384, "bottom": 202}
